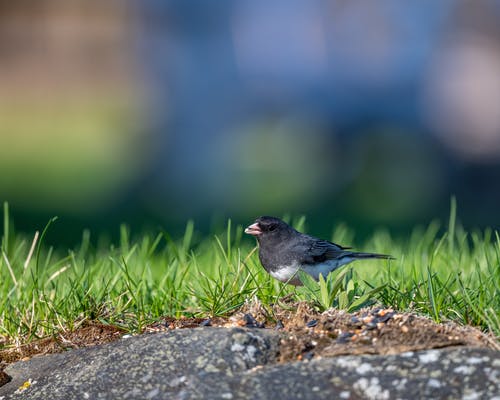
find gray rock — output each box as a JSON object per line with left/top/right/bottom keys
{"left": 0, "top": 328, "right": 498, "bottom": 400}
{"left": 219, "top": 347, "right": 500, "bottom": 400}
{"left": 0, "top": 328, "right": 280, "bottom": 400}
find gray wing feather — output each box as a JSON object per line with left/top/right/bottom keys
{"left": 300, "top": 237, "right": 392, "bottom": 264}
{"left": 301, "top": 238, "right": 350, "bottom": 264}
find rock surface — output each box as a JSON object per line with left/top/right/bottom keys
{"left": 0, "top": 328, "right": 498, "bottom": 400}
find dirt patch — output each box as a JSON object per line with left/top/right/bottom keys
{"left": 259, "top": 303, "right": 496, "bottom": 362}
{"left": 0, "top": 302, "right": 497, "bottom": 379}
{"left": 145, "top": 316, "right": 230, "bottom": 331}
{"left": 0, "top": 322, "right": 124, "bottom": 364}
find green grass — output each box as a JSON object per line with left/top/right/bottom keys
{"left": 0, "top": 201, "right": 499, "bottom": 347}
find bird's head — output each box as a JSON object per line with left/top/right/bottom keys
{"left": 244, "top": 216, "right": 293, "bottom": 241}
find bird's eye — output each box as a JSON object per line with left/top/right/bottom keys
{"left": 268, "top": 225, "right": 276, "bottom": 232}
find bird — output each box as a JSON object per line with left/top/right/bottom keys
{"left": 245, "top": 216, "right": 393, "bottom": 285}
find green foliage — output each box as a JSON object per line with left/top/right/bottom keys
{"left": 298, "top": 269, "right": 386, "bottom": 313}
{"left": 0, "top": 202, "right": 499, "bottom": 345}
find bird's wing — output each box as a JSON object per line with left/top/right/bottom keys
{"left": 301, "top": 238, "right": 351, "bottom": 264}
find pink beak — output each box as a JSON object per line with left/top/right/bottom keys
{"left": 244, "top": 222, "right": 262, "bottom": 236}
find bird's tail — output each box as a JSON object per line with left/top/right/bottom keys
{"left": 350, "top": 252, "right": 394, "bottom": 260}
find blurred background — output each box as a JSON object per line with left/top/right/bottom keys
{"left": 1, "top": 0, "right": 500, "bottom": 244}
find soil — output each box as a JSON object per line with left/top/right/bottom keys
{"left": 223, "top": 300, "right": 498, "bottom": 362}
{"left": 1, "top": 301, "right": 498, "bottom": 384}
{"left": 0, "top": 322, "right": 124, "bottom": 364}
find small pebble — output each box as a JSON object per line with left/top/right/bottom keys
{"left": 199, "top": 319, "right": 212, "bottom": 327}
{"left": 242, "top": 313, "right": 264, "bottom": 328}
{"left": 243, "top": 313, "right": 257, "bottom": 325}
{"left": 306, "top": 319, "right": 318, "bottom": 328}
{"left": 365, "top": 321, "right": 377, "bottom": 330}
{"left": 378, "top": 312, "right": 395, "bottom": 323}
{"left": 275, "top": 320, "right": 285, "bottom": 330}
{"left": 337, "top": 332, "right": 355, "bottom": 343}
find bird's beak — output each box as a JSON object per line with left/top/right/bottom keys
{"left": 244, "top": 222, "right": 262, "bottom": 236}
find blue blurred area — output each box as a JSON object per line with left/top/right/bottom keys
{"left": 1, "top": 0, "right": 500, "bottom": 242}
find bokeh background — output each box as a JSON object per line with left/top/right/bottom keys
{"left": 1, "top": 0, "right": 500, "bottom": 244}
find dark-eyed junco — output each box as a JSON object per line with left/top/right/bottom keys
{"left": 245, "top": 216, "right": 393, "bottom": 285}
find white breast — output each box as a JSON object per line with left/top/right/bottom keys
{"left": 270, "top": 264, "right": 301, "bottom": 282}
{"left": 270, "top": 258, "right": 355, "bottom": 283}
